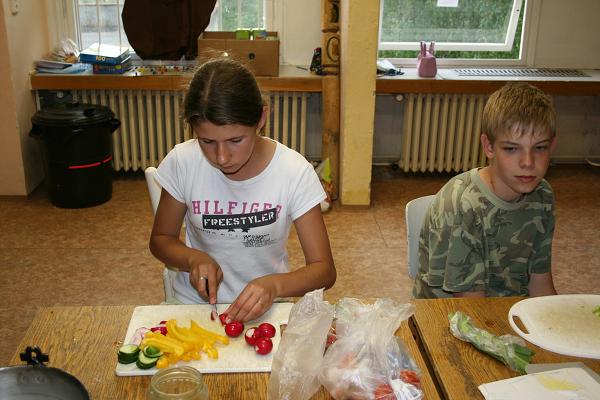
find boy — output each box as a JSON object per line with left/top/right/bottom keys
{"left": 413, "top": 82, "right": 558, "bottom": 298}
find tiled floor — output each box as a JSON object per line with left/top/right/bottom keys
{"left": 1, "top": 165, "right": 599, "bottom": 365}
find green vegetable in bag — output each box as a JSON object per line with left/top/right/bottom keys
{"left": 448, "top": 311, "right": 534, "bottom": 373}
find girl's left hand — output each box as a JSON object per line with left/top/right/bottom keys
{"left": 224, "top": 276, "right": 278, "bottom": 322}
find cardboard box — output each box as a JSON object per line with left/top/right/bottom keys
{"left": 197, "top": 31, "right": 280, "bottom": 76}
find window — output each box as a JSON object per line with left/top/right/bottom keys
{"left": 379, "top": 0, "right": 526, "bottom": 63}
{"left": 76, "top": 0, "right": 128, "bottom": 51}
{"left": 206, "top": 0, "right": 266, "bottom": 31}
{"left": 74, "top": 0, "right": 266, "bottom": 52}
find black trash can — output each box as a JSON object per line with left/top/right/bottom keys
{"left": 30, "top": 102, "right": 120, "bottom": 208}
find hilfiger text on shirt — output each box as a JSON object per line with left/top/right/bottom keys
{"left": 191, "top": 200, "right": 282, "bottom": 216}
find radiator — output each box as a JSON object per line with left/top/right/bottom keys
{"left": 70, "top": 89, "right": 309, "bottom": 171}
{"left": 400, "top": 93, "right": 488, "bottom": 173}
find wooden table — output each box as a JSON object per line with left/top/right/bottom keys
{"left": 10, "top": 305, "right": 441, "bottom": 399}
{"left": 411, "top": 297, "right": 600, "bottom": 400}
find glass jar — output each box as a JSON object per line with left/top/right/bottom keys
{"left": 147, "top": 366, "right": 209, "bottom": 400}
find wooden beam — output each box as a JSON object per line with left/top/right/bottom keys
{"left": 321, "top": 75, "right": 340, "bottom": 200}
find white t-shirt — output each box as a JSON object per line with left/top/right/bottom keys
{"left": 156, "top": 138, "right": 326, "bottom": 303}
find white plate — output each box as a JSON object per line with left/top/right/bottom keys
{"left": 508, "top": 294, "right": 600, "bottom": 359}
{"left": 115, "top": 303, "right": 293, "bottom": 376}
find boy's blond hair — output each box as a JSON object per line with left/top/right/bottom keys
{"left": 482, "top": 82, "right": 556, "bottom": 143}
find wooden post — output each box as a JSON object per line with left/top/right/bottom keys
{"left": 322, "top": 75, "right": 340, "bottom": 200}
{"left": 320, "top": 0, "right": 341, "bottom": 200}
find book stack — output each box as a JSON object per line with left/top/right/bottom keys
{"left": 79, "top": 43, "right": 131, "bottom": 74}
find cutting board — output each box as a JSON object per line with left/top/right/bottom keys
{"left": 508, "top": 294, "right": 600, "bottom": 359}
{"left": 115, "top": 303, "right": 293, "bottom": 376}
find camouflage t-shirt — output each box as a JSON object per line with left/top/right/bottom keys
{"left": 413, "top": 168, "right": 555, "bottom": 299}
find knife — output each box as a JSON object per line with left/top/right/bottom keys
{"left": 205, "top": 278, "right": 219, "bottom": 321}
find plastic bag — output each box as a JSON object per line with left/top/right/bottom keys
{"left": 268, "top": 289, "right": 335, "bottom": 400}
{"left": 47, "top": 38, "right": 80, "bottom": 63}
{"left": 318, "top": 298, "right": 423, "bottom": 400}
{"left": 448, "top": 311, "right": 535, "bottom": 373}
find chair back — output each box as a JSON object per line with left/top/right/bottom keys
{"left": 405, "top": 195, "right": 435, "bottom": 279}
{"left": 144, "top": 166, "right": 161, "bottom": 214}
{"left": 144, "top": 166, "right": 178, "bottom": 304}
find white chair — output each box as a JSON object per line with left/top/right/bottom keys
{"left": 145, "top": 166, "right": 179, "bottom": 304}
{"left": 405, "top": 195, "right": 435, "bottom": 279}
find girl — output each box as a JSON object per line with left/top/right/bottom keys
{"left": 149, "top": 58, "right": 336, "bottom": 322}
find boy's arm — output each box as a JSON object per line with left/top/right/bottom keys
{"left": 528, "top": 272, "right": 557, "bottom": 296}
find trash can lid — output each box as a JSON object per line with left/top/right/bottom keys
{"left": 32, "top": 102, "right": 116, "bottom": 127}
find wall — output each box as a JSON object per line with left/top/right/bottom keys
{"left": 1, "top": 0, "right": 49, "bottom": 195}
{"left": 271, "top": 0, "right": 321, "bottom": 66}
{"left": 528, "top": 0, "right": 600, "bottom": 69}
{"left": 372, "top": 94, "right": 600, "bottom": 165}
{"left": 0, "top": 1, "right": 24, "bottom": 194}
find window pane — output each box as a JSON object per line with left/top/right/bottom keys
{"left": 207, "top": 0, "right": 265, "bottom": 31}
{"left": 381, "top": 0, "right": 516, "bottom": 44}
{"left": 78, "top": 0, "right": 130, "bottom": 50}
{"left": 379, "top": 0, "right": 525, "bottom": 59}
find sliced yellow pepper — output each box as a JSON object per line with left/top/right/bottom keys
{"left": 202, "top": 342, "right": 219, "bottom": 359}
{"left": 166, "top": 353, "right": 181, "bottom": 364}
{"left": 190, "top": 320, "right": 229, "bottom": 345}
{"left": 156, "top": 356, "right": 169, "bottom": 369}
{"left": 142, "top": 332, "right": 185, "bottom": 357}
{"left": 166, "top": 320, "right": 207, "bottom": 345}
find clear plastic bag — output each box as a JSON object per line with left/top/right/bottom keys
{"left": 318, "top": 298, "right": 423, "bottom": 400}
{"left": 448, "top": 311, "right": 534, "bottom": 373}
{"left": 268, "top": 289, "right": 335, "bottom": 400}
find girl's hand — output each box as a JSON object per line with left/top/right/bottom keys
{"left": 225, "top": 276, "right": 278, "bottom": 322}
{"left": 188, "top": 252, "right": 223, "bottom": 304}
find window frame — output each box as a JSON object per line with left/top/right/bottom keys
{"left": 378, "top": 0, "right": 538, "bottom": 67}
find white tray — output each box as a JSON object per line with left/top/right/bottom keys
{"left": 508, "top": 294, "right": 600, "bottom": 359}
{"left": 115, "top": 303, "right": 293, "bottom": 376}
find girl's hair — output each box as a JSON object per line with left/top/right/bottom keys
{"left": 482, "top": 82, "right": 556, "bottom": 143}
{"left": 183, "top": 58, "right": 265, "bottom": 127}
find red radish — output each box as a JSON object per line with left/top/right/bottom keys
{"left": 257, "top": 323, "right": 276, "bottom": 338}
{"left": 244, "top": 327, "right": 262, "bottom": 345}
{"left": 219, "top": 313, "right": 229, "bottom": 326}
{"left": 224, "top": 321, "right": 244, "bottom": 337}
{"left": 150, "top": 326, "right": 168, "bottom": 335}
{"left": 254, "top": 337, "right": 273, "bottom": 355}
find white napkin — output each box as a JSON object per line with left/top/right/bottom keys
{"left": 478, "top": 367, "right": 600, "bottom": 400}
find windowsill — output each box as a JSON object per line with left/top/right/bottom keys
{"left": 376, "top": 68, "right": 600, "bottom": 95}
{"left": 30, "top": 65, "right": 322, "bottom": 92}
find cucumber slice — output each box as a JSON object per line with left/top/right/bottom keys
{"left": 119, "top": 344, "right": 140, "bottom": 355}
{"left": 117, "top": 344, "right": 140, "bottom": 364}
{"left": 118, "top": 352, "right": 138, "bottom": 364}
{"left": 143, "top": 346, "right": 163, "bottom": 358}
{"left": 136, "top": 352, "right": 158, "bottom": 369}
